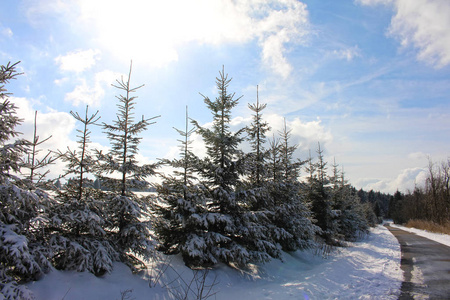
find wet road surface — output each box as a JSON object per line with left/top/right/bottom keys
{"left": 386, "top": 225, "right": 450, "bottom": 299}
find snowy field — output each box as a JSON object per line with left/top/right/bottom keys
{"left": 26, "top": 225, "right": 403, "bottom": 300}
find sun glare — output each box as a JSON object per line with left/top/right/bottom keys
{"left": 75, "top": 0, "right": 252, "bottom": 66}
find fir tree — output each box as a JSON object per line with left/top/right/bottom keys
{"left": 245, "top": 86, "right": 270, "bottom": 187}
{"left": 278, "top": 119, "right": 303, "bottom": 182}
{"left": 307, "top": 144, "right": 330, "bottom": 241}
{"left": 154, "top": 107, "right": 211, "bottom": 267}
{"left": 48, "top": 105, "right": 119, "bottom": 276}
{"left": 192, "top": 67, "right": 263, "bottom": 267}
{"left": 267, "top": 134, "right": 282, "bottom": 183}
{"left": 0, "top": 62, "right": 28, "bottom": 182}
{"left": 241, "top": 89, "right": 283, "bottom": 261}
{"left": 97, "top": 62, "right": 159, "bottom": 195}
{"left": 0, "top": 62, "right": 52, "bottom": 299}
{"left": 20, "top": 111, "right": 57, "bottom": 190}
{"left": 328, "top": 162, "right": 366, "bottom": 241}
{"left": 306, "top": 143, "right": 338, "bottom": 244}
{"left": 266, "top": 120, "right": 317, "bottom": 251}
{"left": 96, "top": 62, "right": 159, "bottom": 270}
{"left": 193, "top": 67, "right": 244, "bottom": 194}
{"left": 57, "top": 105, "right": 100, "bottom": 200}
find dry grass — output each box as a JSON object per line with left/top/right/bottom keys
{"left": 405, "top": 219, "right": 450, "bottom": 235}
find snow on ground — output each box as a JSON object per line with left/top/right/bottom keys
{"left": 389, "top": 223, "right": 450, "bottom": 247}
{"left": 26, "top": 225, "right": 402, "bottom": 300}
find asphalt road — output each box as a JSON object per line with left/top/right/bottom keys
{"left": 386, "top": 225, "right": 450, "bottom": 299}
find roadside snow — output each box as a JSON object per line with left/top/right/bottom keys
{"left": 26, "top": 225, "right": 402, "bottom": 300}
{"left": 390, "top": 223, "right": 450, "bottom": 247}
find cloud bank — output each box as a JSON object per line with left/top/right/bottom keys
{"left": 358, "top": 0, "right": 450, "bottom": 68}
{"left": 28, "top": 0, "right": 310, "bottom": 78}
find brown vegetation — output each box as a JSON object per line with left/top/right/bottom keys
{"left": 405, "top": 219, "right": 450, "bottom": 235}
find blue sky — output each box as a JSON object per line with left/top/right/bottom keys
{"left": 1, "top": 0, "right": 449, "bottom": 193}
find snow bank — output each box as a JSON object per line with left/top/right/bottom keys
{"left": 390, "top": 223, "right": 450, "bottom": 247}
{"left": 26, "top": 225, "right": 402, "bottom": 300}
{"left": 216, "top": 225, "right": 402, "bottom": 300}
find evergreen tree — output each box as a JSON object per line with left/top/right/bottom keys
{"left": 266, "top": 120, "right": 317, "bottom": 251}
{"left": 191, "top": 67, "right": 267, "bottom": 266}
{"left": 20, "top": 111, "right": 57, "bottom": 190}
{"left": 0, "top": 62, "right": 28, "bottom": 182}
{"left": 96, "top": 63, "right": 159, "bottom": 269}
{"left": 97, "top": 63, "right": 159, "bottom": 195}
{"left": 306, "top": 143, "right": 335, "bottom": 244}
{"left": 245, "top": 86, "right": 270, "bottom": 187}
{"left": 0, "top": 62, "right": 52, "bottom": 299}
{"left": 330, "top": 164, "right": 370, "bottom": 241}
{"left": 241, "top": 88, "right": 283, "bottom": 261}
{"left": 267, "top": 134, "right": 282, "bottom": 183}
{"left": 154, "top": 107, "right": 211, "bottom": 267}
{"left": 57, "top": 105, "right": 100, "bottom": 200}
{"left": 48, "top": 105, "right": 118, "bottom": 276}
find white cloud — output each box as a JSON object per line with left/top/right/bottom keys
{"left": 65, "top": 70, "right": 119, "bottom": 107}
{"left": 355, "top": 167, "right": 428, "bottom": 194}
{"left": 358, "top": 0, "right": 450, "bottom": 68}
{"left": 333, "top": 46, "right": 361, "bottom": 61}
{"left": 1, "top": 27, "right": 13, "bottom": 38}
{"left": 55, "top": 49, "right": 101, "bottom": 73}
{"left": 28, "top": 0, "right": 310, "bottom": 77}
{"left": 12, "top": 97, "right": 76, "bottom": 179}
{"left": 254, "top": 113, "right": 333, "bottom": 155}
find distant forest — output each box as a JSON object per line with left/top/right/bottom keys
{"left": 389, "top": 159, "right": 450, "bottom": 226}
{"left": 2, "top": 61, "right": 437, "bottom": 299}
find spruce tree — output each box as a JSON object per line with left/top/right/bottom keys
{"left": 267, "top": 134, "right": 282, "bottom": 183}
{"left": 97, "top": 63, "right": 159, "bottom": 195}
{"left": 245, "top": 86, "right": 270, "bottom": 188}
{"left": 307, "top": 143, "right": 335, "bottom": 244}
{"left": 154, "top": 107, "right": 211, "bottom": 267}
{"left": 96, "top": 62, "right": 159, "bottom": 269}
{"left": 20, "top": 111, "right": 57, "bottom": 190}
{"left": 49, "top": 105, "right": 117, "bottom": 276}
{"left": 192, "top": 67, "right": 261, "bottom": 266}
{"left": 57, "top": 105, "right": 100, "bottom": 200}
{"left": 266, "top": 120, "right": 317, "bottom": 251}
{"left": 0, "top": 62, "right": 52, "bottom": 299}
{"left": 0, "top": 62, "right": 28, "bottom": 182}
{"left": 241, "top": 88, "right": 284, "bottom": 261}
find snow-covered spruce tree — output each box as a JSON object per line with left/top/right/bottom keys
{"left": 245, "top": 86, "right": 270, "bottom": 188}
{"left": 333, "top": 165, "right": 372, "bottom": 241}
{"left": 327, "top": 159, "right": 345, "bottom": 240}
{"left": 48, "top": 105, "right": 118, "bottom": 276}
{"left": 0, "top": 62, "right": 52, "bottom": 299}
{"left": 266, "top": 120, "right": 317, "bottom": 251}
{"left": 240, "top": 88, "right": 282, "bottom": 261}
{"left": 96, "top": 63, "right": 159, "bottom": 270}
{"left": 267, "top": 134, "right": 282, "bottom": 184}
{"left": 192, "top": 67, "right": 270, "bottom": 267}
{"left": 0, "top": 62, "right": 27, "bottom": 182}
{"left": 154, "top": 107, "right": 212, "bottom": 267}
{"left": 21, "top": 111, "right": 57, "bottom": 190}
{"left": 306, "top": 143, "right": 336, "bottom": 245}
